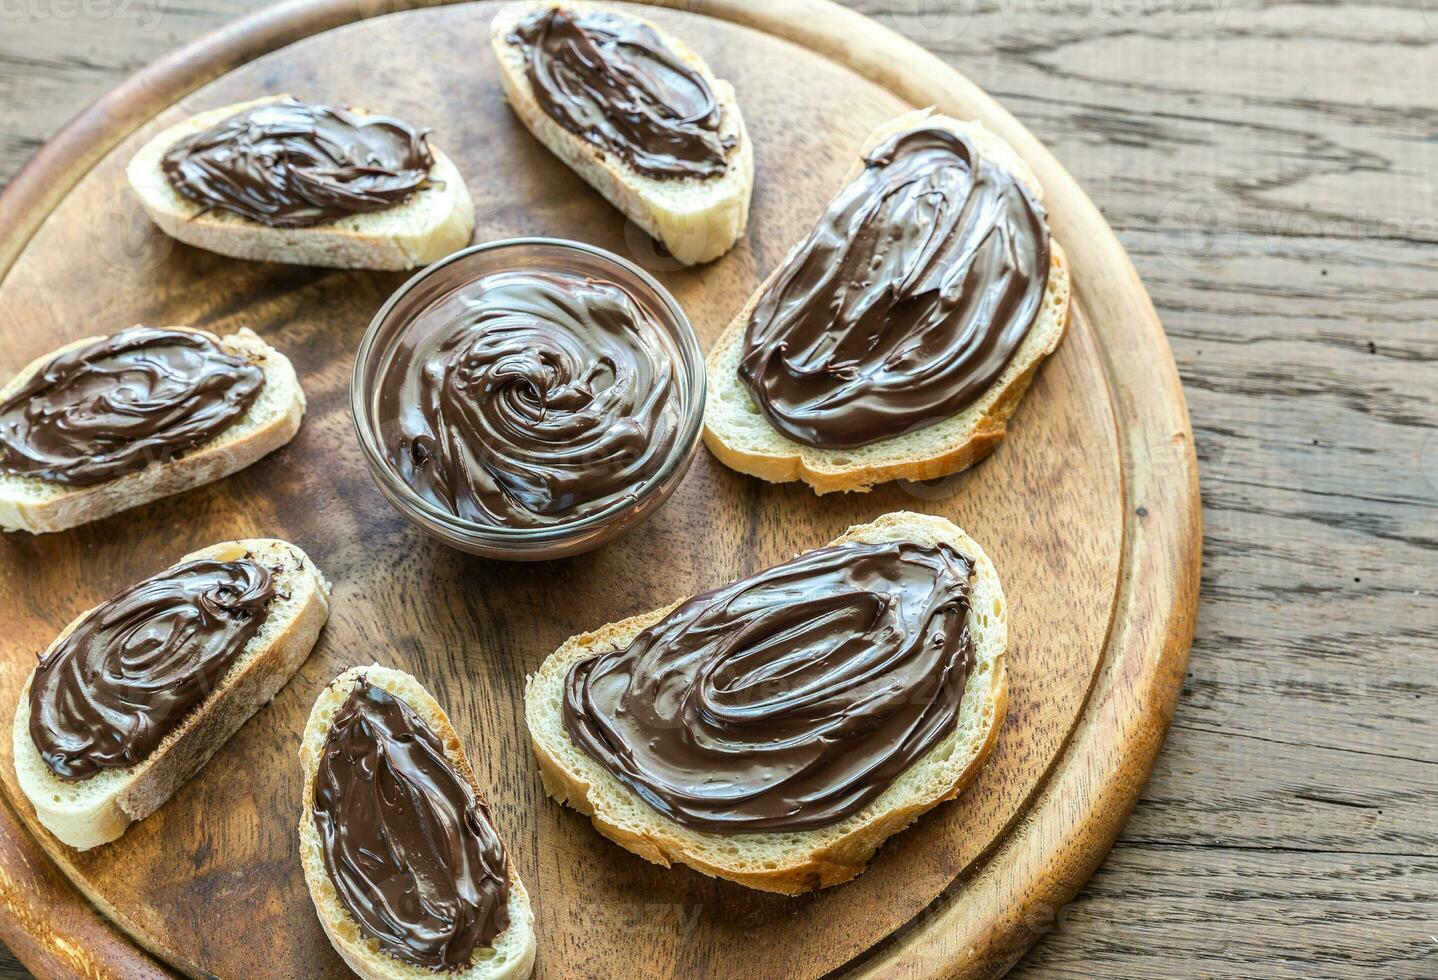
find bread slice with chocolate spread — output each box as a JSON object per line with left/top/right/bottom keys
{"left": 12, "top": 538, "right": 330, "bottom": 849}
{"left": 127, "top": 95, "right": 475, "bottom": 270}
{"left": 703, "top": 108, "right": 1072, "bottom": 493}
{"left": 0, "top": 325, "right": 304, "bottom": 534}
{"left": 491, "top": 2, "right": 753, "bottom": 265}
{"left": 525, "top": 511, "right": 1008, "bottom": 894}
{"left": 299, "top": 665, "right": 537, "bottom": 980}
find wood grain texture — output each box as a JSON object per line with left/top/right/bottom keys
{"left": 1, "top": 0, "right": 1430, "bottom": 977}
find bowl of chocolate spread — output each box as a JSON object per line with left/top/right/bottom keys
{"left": 352, "top": 238, "right": 705, "bottom": 559}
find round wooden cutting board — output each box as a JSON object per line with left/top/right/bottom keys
{"left": 0, "top": 2, "right": 1200, "bottom": 977}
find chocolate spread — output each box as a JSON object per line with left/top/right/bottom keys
{"left": 377, "top": 268, "right": 680, "bottom": 529}
{"left": 563, "top": 540, "right": 976, "bottom": 832}
{"left": 27, "top": 557, "right": 275, "bottom": 781}
{"left": 508, "top": 7, "right": 733, "bottom": 179}
{"left": 161, "top": 98, "right": 434, "bottom": 227}
{"left": 313, "top": 680, "right": 511, "bottom": 971}
{"left": 0, "top": 327, "right": 264, "bottom": 487}
{"left": 738, "top": 125, "right": 1051, "bottom": 448}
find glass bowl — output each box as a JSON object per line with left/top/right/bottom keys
{"left": 351, "top": 238, "right": 706, "bottom": 560}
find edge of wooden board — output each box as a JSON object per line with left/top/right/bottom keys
{"left": 0, "top": 1, "right": 1201, "bottom": 977}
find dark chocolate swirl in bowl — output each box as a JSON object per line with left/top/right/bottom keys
{"left": 378, "top": 268, "right": 680, "bottom": 529}
{"left": 563, "top": 539, "right": 977, "bottom": 833}
{"left": 160, "top": 98, "right": 434, "bottom": 227}
{"left": 313, "top": 680, "right": 511, "bottom": 972}
{"left": 0, "top": 326, "right": 264, "bottom": 487}
{"left": 27, "top": 557, "right": 275, "bottom": 781}
{"left": 507, "top": 7, "right": 733, "bottom": 179}
{"left": 738, "top": 125, "right": 1051, "bottom": 449}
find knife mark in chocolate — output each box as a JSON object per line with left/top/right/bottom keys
{"left": 563, "top": 539, "right": 976, "bottom": 832}
{"left": 377, "top": 268, "right": 681, "bottom": 529}
{"left": 313, "top": 681, "right": 511, "bottom": 971}
{"left": 28, "top": 557, "right": 275, "bottom": 780}
{"left": 0, "top": 327, "right": 264, "bottom": 487}
{"left": 739, "top": 126, "right": 1051, "bottom": 449}
{"left": 508, "top": 7, "right": 733, "bottom": 179}
{"left": 161, "top": 98, "right": 434, "bottom": 227}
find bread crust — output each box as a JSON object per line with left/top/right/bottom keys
{"left": 127, "top": 96, "right": 475, "bottom": 270}
{"left": 702, "top": 110, "right": 1072, "bottom": 493}
{"left": 0, "top": 325, "right": 305, "bottom": 534}
{"left": 526, "top": 511, "right": 1009, "bottom": 895}
{"left": 298, "top": 665, "right": 537, "bottom": 980}
{"left": 490, "top": 1, "right": 753, "bottom": 265}
{"left": 11, "top": 538, "right": 331, "bottom": 850}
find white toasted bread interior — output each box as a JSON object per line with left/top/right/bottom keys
{"left": 526, "top": 511, "right": 1009, "bottom": 895}
{"left": 12, "top": 538, "right": 331, "bottom": 850}
{"left": 491, "top": 1, "right": 753, "bottom": 265}
{"left": 127, "top": 95, "right": 475, "bottom": 270}
{"left": 0, "top": 325, "right": 304, "bottom": 535}
{"left": 299, "top": 665, "right": 537, "bottom": 980}
{"left": 704, "top": 108, "right": 1073, "bottom": 494}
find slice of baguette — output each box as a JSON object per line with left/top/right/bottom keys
{"left": 526, "top": 510, "right": 1009, "bottom": 894}
{"left": 491, "top": 1, "right": 753, "bottom": 265}
{"left": 703, "top": 108, "right": 1073, "bottom": 494}
{"left": 0, "top": 325, "right": 305, "bottom": 535}
{"left": 127, "top": 95, "right": 475, "bottom": 270}
{"left": 12, "top": 538, "right": 331, "bottom": 850}
{"left": 299, "top": 665, "right": 537, "bottom": 980}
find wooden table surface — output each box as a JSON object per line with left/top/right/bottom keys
{"left": 0, "top": 1, "right": 1433, "bottom": 978}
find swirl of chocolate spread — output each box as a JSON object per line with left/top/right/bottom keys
{"left": 738, "top": 125, "right": 1052, "bottom": 449}
{"left": 27, "top": 557, "right": 275, "bottom": 781}
{"left": 507, "top": 7, "right": 734, "bottom": 179}
{"left": 0, "top": 327, "right": 264, "bottom": 487}
{"left": 313, "top": 680, "right": 511, "bottom": 971}
{"left": 160, "top": 98, "right": 434, "bottom": 227}
{"left": 378, "top": 268, "right": 680, "bottom": 529}
{"left": 563, "top": 539, "right": 976, "bottom": 832}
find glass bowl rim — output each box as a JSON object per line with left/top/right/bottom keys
{"left": 349, "top": 236, "right": 708, "bottom": 542}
